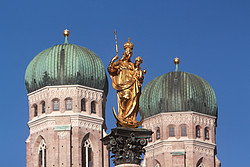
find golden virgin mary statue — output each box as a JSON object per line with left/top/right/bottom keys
{"left": 108, "top": 38, "right": 146, "bottom": 128}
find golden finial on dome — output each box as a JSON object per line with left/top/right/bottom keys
{"left": 174, "top": 57, "right": 180, "bottom": 64}
{"left": 174, "top": 57, "right": 180, "bottom": 71}
{"left": 63, "top": 29, "right": 70, "bottom": 37}
{"left": 63, "top": 29, "right": 70, "bottom": 44}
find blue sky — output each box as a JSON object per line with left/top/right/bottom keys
{"left": 1, "top": 0, "right": 250, "bottom": 166}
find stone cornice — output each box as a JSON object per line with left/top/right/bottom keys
{"left": 70, "top": 114, "right": 104, "bottom": 125}
{"left": 143, "top": 111, "right": 216, "bottom": 128}
{"left": 144, "top": 111, "right": 216, "bottom": 121}
{"left": 28, "top": 85, "right": 104, "bottom": 96}
{"left": 27, "top": 85, "right": 105, "bottom": 103}
{"left": 27, "top": 114, "right": 55, "bottom": 128}
{"left": 184, "top": 140, "right": 216, "bottom": 149}
{"left": 28, "top": 112, "right": 104, "bottom": 127}
{"left": 145, "top": 139, "right": 216, "bottom": 151}
{"left": 145, "top": 141, "right": 215, "bottom": 156}
{"left": 28, "top": 112, "right": 104, "bottom": 133}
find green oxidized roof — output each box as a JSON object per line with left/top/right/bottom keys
{"left": 25, "top": 44, "right": 108, "bottom": 95}
{"left": 139, "top": 71, "right": 217, "bottom": 118}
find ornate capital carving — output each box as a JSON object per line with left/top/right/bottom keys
{"left": 102, "top": 127, "right": 152, "bottom": 166}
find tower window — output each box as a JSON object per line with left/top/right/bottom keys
{"left": 91, "top": 101, "right": 96, "bottom": 114}
{"left": 205, "top": 127, "right": 209, "bottom": 140}
{"left": 155, "top": 160, "right": 161, "bottom": 167}
{"left": 39, "top": 139, "right": 46, "bottom": 167}
{"left": 81, "top": 99, "right": 86, "bottom": 111}
{"left": 196, "top": 157, "right": 204, "bottom": 167}
{"left": 42, "top": 102, "right": 45, "bottom": 114}
{"left": 196, "top": 126, "right": 201, "bottom": 138}
{"left": 181, "top": 126, "right": 187, "bottom": 136}
{"left": 66, "top": 99, "right": 72, "bottom": 110}
{"left": 53, "top": 100, "right": 59, "bottom": 111}
{"left": 198, "top": 164, "right": 204, "bottom": 167}
{"left": 34, "top": 105, "right": 38, "bottom": 117}
{"left": 82, "top": 138, "right": 92, "bottom": 167}
{"left": 169, "top": 127, "right": 175, "bottom": 137}
{"left": 156, "top": 128, "right": 160, "bottom": 140}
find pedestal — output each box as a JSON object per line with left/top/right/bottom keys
{"left": 102, "top": 127, "right": 153, "bottom": 166}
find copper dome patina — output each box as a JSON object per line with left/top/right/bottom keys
{"left": 25, "top": 44, "right": 108, "bottom": 95}
{"left": 139, "top": 71, "right": 217, "bottom": 118}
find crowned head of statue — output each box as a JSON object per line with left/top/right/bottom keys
{"left": 124, "top": 38, "right": 134, "bottom": 50}
{"left": 123, "top": 38, "right": 134, "bottom": 60}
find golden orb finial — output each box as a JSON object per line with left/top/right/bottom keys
{"left": 174, "top": 57, "right": 180, "bottom": 65}
{"left": 174, "top": 57, "right": 180, "bottom": 72}
{"left": 63, "top": 29, "right": 70, "bottom": 37}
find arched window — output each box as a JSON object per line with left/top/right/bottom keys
{"left": 82, "top": 138, "right": 92, "bottom": 167}
{"left": 91, "top": 101, "right": 96, "bottom": 114}
{"left": 155, "top": 163, "right": 161, "bottom": 167}
{"left": 205, "top": 127, "right": 209, "bottom": 140}
{"left": 169, "top": 126, "right": 175, "bottom": 137}
{"left": 196, "top": 126, "right": 201, "bottom": 138}
{"left": 65, "top": 99, "right": 72, "bottom": 110}
{"left": 34, "top": 104, "right": 38, "bottom": 117}
{"left": 42, "top": 102, "right": 45, "bottom": 114}
{"left": 81, "top": 99, "right": 86, "bottom": 111}
{"left": 196, "top": 157, "right": 204, "bottom": 167}
{"left": 39, "top": 139, "right": 46, "bottom": 167}
{"left": 155, "top": 160, "right": 161, "bottom": 167}
{"left": 53, "top": 100, "right": 59, "bottom": 111}
{"left": 156, "top": 128, "right": 160, "bottom": 140}
{"left": 181, "top": 126, "right": 187, "bottom": 136}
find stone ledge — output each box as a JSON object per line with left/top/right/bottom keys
{"left": 54, "top": 124, "right": 71, "bottom": 131}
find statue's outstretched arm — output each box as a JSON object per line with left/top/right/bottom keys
{"left": 108, "top": 55, "right": 119, "bottom": 75}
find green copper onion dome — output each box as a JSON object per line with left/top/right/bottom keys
{"left": 139, "top": 71, "right": 217, "bottom": 118}
{"left": 25, "top": 30, "right": 108, "bottom": 95}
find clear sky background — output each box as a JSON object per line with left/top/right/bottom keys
{"left": 1, "top": 0, "right": 250, "bottom": 166}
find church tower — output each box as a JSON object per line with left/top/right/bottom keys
{"left": 139, "top": 58, "right": 221, "bottom": 167}
{"left": 25, "top": 30, "right": 109, "bottom": 167}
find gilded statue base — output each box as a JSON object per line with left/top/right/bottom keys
{"left": 102, "top": 127, "right": 153, "bottom": 166}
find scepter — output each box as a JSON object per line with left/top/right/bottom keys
{"left": 115, "top": 29, "right": 119, "bottom": 57}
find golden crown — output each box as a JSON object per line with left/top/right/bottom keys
{"left": 124, "top": 38, "right": 134, "bottom": 50}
